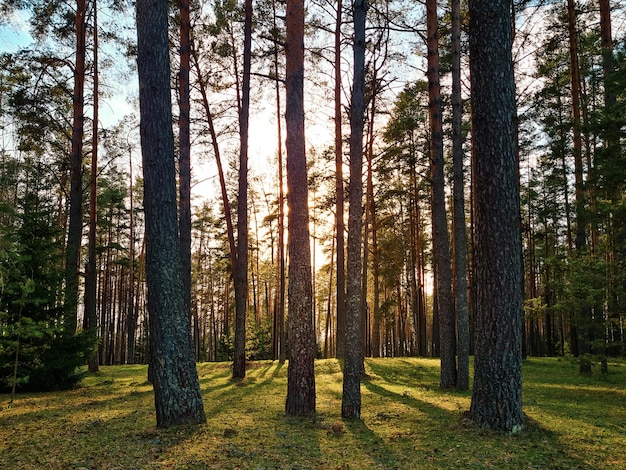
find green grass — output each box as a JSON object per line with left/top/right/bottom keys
{"left": 1, "top": 357, "right": 625, "bottom": 469}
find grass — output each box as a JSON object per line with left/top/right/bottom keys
{"left": 1, "top": 357, "right": 625, "bottom": 469}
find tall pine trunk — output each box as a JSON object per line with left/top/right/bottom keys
{"left": 451, "top": 0, "right": 469, "bottom": 390}
{"left": 178, "top": 0, "right": 192, "bottom": 327}
{"left": 285, "top": 0, "right": 316, "bottom": 416}
{"left": 233, "top": 0, "right": 253, "bottom": 379}
{"left": 426, "top": 0, "right": 456, "bottom": 389}
{"left": 85, "top": 0, "right": 99, "bottom": 373}
{"left": 567, "top": 0, "right": 592, "bottom": 370}
{"left": 127, "top": 150, "right": 137, "bottom": 364}
{"left": 341, "top": 0, "right": 366, "bottom": 420}
{"left": 136, "top": 0, "right": 206, "bottom": 428}
{"left": 65, "top": 0, "right": 87, "bottom": 334}
{"left": 468, "top": 0, "right": 523, "bottom": 432}
{"left": 334, "top": 0, "right": 346, "bottom": 359}
{"left": 271, "top": 0, "right": 286, "bottom": 362}
{"left": 367, "top": 132, "right": 381, "bottom": 358}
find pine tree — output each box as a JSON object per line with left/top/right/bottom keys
{"left": 468, "top": 0, "right": 523, "bottom": 431}
{"left": 136, "top": 0, "right": 206, "bottom": 428}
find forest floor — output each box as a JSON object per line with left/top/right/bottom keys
{"left": 1, "top": 356, "right": 625, "bottom": 469}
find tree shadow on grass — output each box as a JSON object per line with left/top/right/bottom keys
{"left": 344, "top": 417, "right": 407, "bottom": 468}
{"left": 365, "top": 357, "right": 444, "bottom": 393}
{"left": 362, "top": 369, "right": 589, "bottom": 469}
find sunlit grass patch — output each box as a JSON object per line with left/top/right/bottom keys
{"left": 1, "top": 357, "right": 624, "bottom": 469}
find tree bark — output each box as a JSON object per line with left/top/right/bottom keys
{"left": 599, "top": 0, "right": 616, "bottom": 113}
{"left": 426, "top": 0, "right": 456, "bottom": 389}
{"left": 85, "top": 0, "right": 99, "bottom": 373}
{"left": 270, "top": 0, "right": 286, "bottom": 362}
{"left": 451, "top": 0, "right": 469, "bottom": 391}
{"left": 342, "top": 0, "right": 366, "bottom": 420}
{"left": 127, "top": 157, "right": 138, "bottom": 364}
{"left": 468, "top": 0, "right": 523, "bottom": 431}
{"left": 136, "top": 0, "right": 206, "bottom": 428}
{"left": 285, "top": 0, "right": 316, "bottom": 416}
{"left": 233, "top": 0, "right": 253, "bottom": 379}
{"left": 178, "top": 0, "right": 192, "bottom": 327}
{"left": 65, "top": 0, "right": 87, "bottom": 334}
{"left": 334, "top": 0, "right": 347, "bottom": 360}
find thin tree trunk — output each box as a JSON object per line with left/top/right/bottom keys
{"left": 334, "top": 0, "right": 346, "bottom": 359}
{"left": 567, "top": 0, "right": 591, "bottom": 369}
{"left": 451, "top": 0, "right": 469, "bottom": 391}
{"left": 285, "top": 0, "right": 316, "bottom": 416}
{"left": 342, "top": 0, "right": 366, "bottom": 420}
{"left": 325, "top": 235, "right": 336, "bottom": 358}
{"left": 191, "top": 42, "right": 238, "bottom": 295}
{"left": 567, "top": 0, "right": 585, "bottom": 254}
{"left": 368, "top": 129, "right": 381, "bottom": 358}
{"left": 426, "top": 0, "right": 456, "bottom": 389}
{"left": 65, "top": 0, "right": 87, "bottom": 334}
{"left": 233, "top": 0, "right": 253, "bottom": 379}
{"left": 272, "top": 0, "right": 286, "bottom": 361}
{"left": 84, "top": 0, "right": 99, "bottom": 373}
{"left": 127, "top": 146, "right": 137, "bottom": 363}
{"left": 178, "top": 0, "right": 192, "bottom": 323}
{"left": 409, "top": 172, "right": 420, "bottom": 356}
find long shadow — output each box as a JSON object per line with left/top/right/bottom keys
{"left": 362, "top": 365, "right": 589, "bottom": 469}
{"left": 363, "top": 378, "right": 453, "bottom": 421}
{"left": 344, "top": 417, "right": 405, "bottom": 468}
{"left": 196, "top": 362, "right": 325, "bottom": 468}
{"left": 366, "top": 357, "right": 443, "bottom": 393}
{"left": 0, "top": 381, "right": 155, "bottom": 425}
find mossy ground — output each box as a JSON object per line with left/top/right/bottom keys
{"left": 1, "top": 357, "right": 624, "bottom": 469}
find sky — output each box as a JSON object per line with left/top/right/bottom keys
{"left": 0, "top": 10, "right": 32, "bottom": 53}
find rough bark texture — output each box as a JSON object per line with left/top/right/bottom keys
{"left": 136, "top": 0, "right": 206, "bottom": 428}
{"left": 233, "top": 0, "right": 253, "bottom": 379}
{"left": 285, "top": 0, "right": 316, "bottom": 416}
{"left": 426, "top": 0, "right": 456, "bottom": 389}
{"left": 84, "top": 0, "right": 99, "bottom": 373}
{"left": 451, "top": 0, "right": 469, "bottom": 391}
{"left": 178, "top": 0, "right": 192, "bottom": 326}
{"left": 334, "top": 0, "right": 346, "bottom": 359}
{"left": 468, "top": 0, "right": 523, "bottom": 432}
{"left": 65, "top": 0, "right": 87, "bottom": 334}
{"left": 341, "top": 0, "right": 366, "bottom": 420}
{"left": 271, "top": 0, "right": 286, "bottom": 361}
